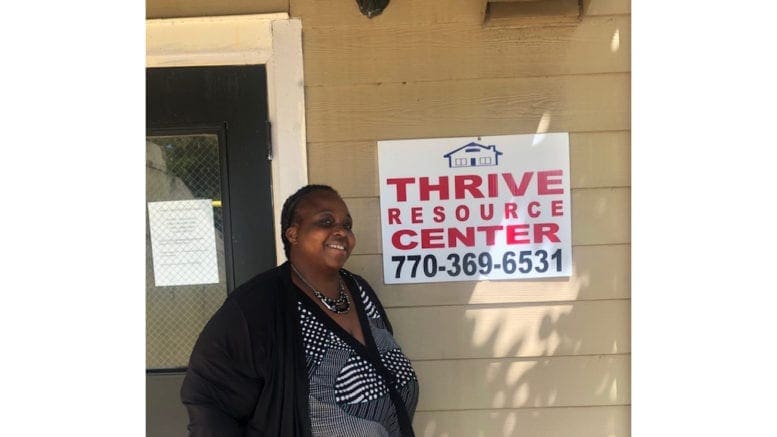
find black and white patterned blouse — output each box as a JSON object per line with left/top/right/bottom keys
{"left": 297, "top": 272, "right": 419, "bottom": 436}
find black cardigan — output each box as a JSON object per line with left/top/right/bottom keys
{"left": 180, "top": 262, "right": 415, "bottom": 436}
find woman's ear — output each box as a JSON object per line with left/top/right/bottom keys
{"left": 285, "top": 225, "right": 299, "bottom": 245}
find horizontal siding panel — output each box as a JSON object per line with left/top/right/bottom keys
{"left": 309, "top": 131, "right": 631, "bottom": 198}
{"left": 569, "top": 131, "right": 630, "bottom": 188}
{"left": 303, "top": 16, "right": 630, "bottom": 86}
{"left": 414, "top": 354, "right": 630, "bottom": 410}
{"left": 345, "top": 196, "right": 382, "bottom": 256}
{"left": 291, "top": 0, "right": 486, "bottom": 27}
{"left": 344, "top": 187, "right": 629, "bottom": 254}
{"left": 309, "top": 141, "right": 377, "bottom": 198}
{"left": 584, "top": 0, "right": 630, "bottom": 16}
{"left": 307, "top": 141, "right": 379, "bottom": 197}
{"left": 305, "top": 73, "right": 630, "bottom": 142}
{"left": 346, "top": 244, "right": 630, "bottom": 306}
{"left": 571, "top": 187, "right": 630, "bottom": 245}
{"left": 145, "top": 0, "right": 629, "bottom": 25}
{"left": 414, "top": 405, "right": 630, "bottom": 437}
{"left": 485, "top": 0, "right": 582, "bottom": 28}
{"left": 388, "top": 299, "right": 630, "bottom": 360}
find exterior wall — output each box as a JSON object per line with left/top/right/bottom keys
{"left": 146, "top": 0, "right": 630, "bottom": 434}
{"left": 295, "top": 0, "right": 630, "bottom": 436}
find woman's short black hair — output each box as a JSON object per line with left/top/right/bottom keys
{"left": 280, "top": 184, "right": 340, "bottom": 258}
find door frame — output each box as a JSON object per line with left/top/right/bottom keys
{"left": 147, "top": 13, "right": 308, "bottom": 265}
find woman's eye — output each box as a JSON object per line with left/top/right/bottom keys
{"left": 316, "top": 217, "right": 351, "bottom": 230}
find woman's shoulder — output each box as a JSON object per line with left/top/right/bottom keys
{"left": 226, "top": 263, "right": 292, "bottom": 313}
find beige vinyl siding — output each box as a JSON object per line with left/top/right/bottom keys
{"left": 414, "top": 354, "right": 630, "bottom": 410}
{"left": 291, "top": 0, "right": 489, "bottom": 27}
{"left": 309, "top": 131, "right": 631, "bottom": 196}
{"left": 305, "top": 74, "right": 630, "bottom": 142}
{"left": 294, "top": 0, "right": 630, "bottom": 434}
{"left": 583, "top": 0, "right": 631, "bottom": 16}
{"left": 414, "top": 406, "right": 630, "bottom": 437}
{"left": 302, "top": 16, "right": 630, "bottom": 86}
{"left": 292, "top": 0, "right": 630, "bottom": 28}
{"left": 387, "top": 300, "right": 631, "bottom": 359}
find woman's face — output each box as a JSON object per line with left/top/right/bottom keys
{"left": 286, "top": 190, "right": 356, "bottom": 272}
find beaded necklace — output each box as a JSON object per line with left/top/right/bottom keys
{"left": 291, "top": 264, "right": 351, "bottom": 314}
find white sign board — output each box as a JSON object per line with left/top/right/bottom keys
{"left": 147, "top": 199, "right": 220, "bottom": 287}
{"left": 378, "top": 133, "right": 572, "bottom": 284}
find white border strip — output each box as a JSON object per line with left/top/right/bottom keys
{"left": 146, "top": 13, "right": 308, "bottom": 265}
{"left": 146, "top": 14, "right": 287, "bottom": 67}
{"left": 268, "top": 19, "right": 309, "bottom": 264}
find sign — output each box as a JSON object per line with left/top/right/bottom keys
{"left": 378, "top": 133, "right": 572, "bottom": 284}
{"left": 147, "top": 199, "right": 220, "bottom": 287}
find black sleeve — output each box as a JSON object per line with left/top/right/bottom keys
{"left": 180, "top": 297, "right": 264, "bottom": 436}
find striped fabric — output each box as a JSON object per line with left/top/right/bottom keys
{"left": 298, "top": 275, "right": 418, "bottom": 437}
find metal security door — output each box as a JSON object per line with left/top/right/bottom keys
{"left": 146, "top": 65, "right": 275, "bottom": 437}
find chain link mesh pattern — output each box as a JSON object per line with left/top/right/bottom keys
{"left": 146, "top": 135, "right": 227, "bottom": 370}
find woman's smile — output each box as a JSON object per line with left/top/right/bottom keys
{"left": 325, "top": 242, "right": 347, "bottom": 251}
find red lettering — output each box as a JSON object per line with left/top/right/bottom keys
{"left": 533, "top": 223, "right": 560, "bottom": 243}
{"left": 528, "top": 201, "right": 541, "bottom": 218}
{"left": 411, "top": 207, "right": 423, "bottom": 224}
{"left": 454, "top": 175, "right": 484, "bottom": 199}
{"left": 421, "top": 228, "right": 445, "bottom": 248}
{"left": 504, "top": 202, "right": 519, "bottom": 219}
{"left": 433, "top": 206, "right": 446, "bottom": 223}
{"left": 502, "top": 172, "right": 533, "bottom": 196}
{"left": 388, "top": 208, "right": 401, "bottom": 224}
{"left": 447, "top": 227, "right": 475, "bottom": 247}
{"left": 455, "top": 205, "right": 470, "bottom": 221}
{"left": 391, "top": 229, "right": 418, "bottom": 250}
{"left": 487, "top": 173, "right": 499, "bottom": 197}
{"left": 480, "top": 203, "right": 494, "bottom": 220}
{"left": 551, "top": 200, "right": 564, "bottom": 216}
{"left": 477, "top": 225, "right": 503, "bottom": 245}
{"left": 386, "top": 177, "right": 415, "bottom": 202}
{"left": 387, "top": 172, "right": 560, "bottom": 201}
{"left": 538, "top": 170, "right": 564, "bottom": 195}
{"left": 419, "top": 176, "right": 449, "bottom": 201}
{"left": 506, "top": 224, "right": 531, "bottom": 244}
{"left": 391, "top": 224, "right": 562, "bottom": 249}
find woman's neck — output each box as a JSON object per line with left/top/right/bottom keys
{"left": 289, "top": 260, "right": 341, "bottom": 298}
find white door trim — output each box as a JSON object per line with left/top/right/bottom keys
{"left": 146, "top": 13, "right": 308, "bottom": 265}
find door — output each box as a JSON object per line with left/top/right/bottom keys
{"left": 145, "top": 65, "right": 275, "bottom": 436}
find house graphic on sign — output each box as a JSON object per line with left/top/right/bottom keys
{"left": 443, "top": 142, "right": 503, "bottom": 168}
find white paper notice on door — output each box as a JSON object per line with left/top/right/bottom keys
{"left": 147, "top": 199, "right": 220, "bottom": 287}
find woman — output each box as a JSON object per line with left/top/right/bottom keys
{"left": 181, "top": 184, "right": 419, "bottom": 436}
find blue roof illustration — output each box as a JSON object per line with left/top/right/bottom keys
{"left": 443, "top": 142, "right": 503, "bottom": 168}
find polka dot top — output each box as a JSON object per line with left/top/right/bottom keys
{"left": 297, "top": 272, "right": 419, "bottom": 436}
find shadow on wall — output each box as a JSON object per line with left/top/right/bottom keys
{"left": 352, "top": 191, "right": 630, "bottom": 437}
{"left": 394, "top": 261, "right": 628, "bottom": 435}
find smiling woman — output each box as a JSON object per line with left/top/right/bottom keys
{"left": 181, "top": 184, "right": 419, "bottom": 436}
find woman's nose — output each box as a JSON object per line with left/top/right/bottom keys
{"left": 332, "top": 223, "right": 349, "bottom": 235}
